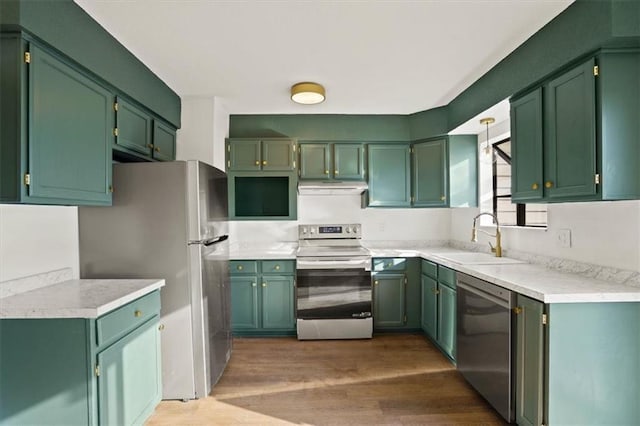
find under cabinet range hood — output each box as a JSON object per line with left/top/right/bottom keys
{"left": 297, "top": 180, "right": 368, "bottom": 195}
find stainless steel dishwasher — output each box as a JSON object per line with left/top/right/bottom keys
{"left": 456, "top": 272, "right": 515, "bottom": 423}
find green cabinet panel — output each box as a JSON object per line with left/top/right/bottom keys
{"left": 115, "top": 97, "right": 152, "bottom": 157}
{"left": 230, "top": 276, "right": 259, "bottom": 330}
{"left": 96, "top": 290, "right": 160, "bottom": 347}
{"left": 367, "top": 144, "right": 411, "bottom": 207}
{"left": 511, "top": 88, "right": 544, "bottom": 201}
{"left": 437, "top": 283, "right": 456, "bottom": 360}
{"left": 228, "top": 173, "right": 298, "bottom": 220}
{"left": 544, "top": 58, "right": 596, "bottom": 200}
{"left": 515, "top": 294, "right": 544, "bottom": 426}
{"left": 334, "top": 143, "right": 365, "bottom": 180}
{"left": 227, "top": 139, "right": 295, "bottom": 172}
{"left": 421, "top": 260, "right": 437, "bottom": 280}
{"left": 413, "top": 138, "right": 447, "bottom": 207}
{"left": 299, "top": 143, "right": 331, "bottom": 179}
{"left": 0, "top": 292, "right": 162, "bottom": 426}
{"left": 373, "top": 273, "right": 406, "bottom": 327}
{"left": 261, "top": 276, "right": 295, "bottom": 330}
{"left": 28, "top": 43, "right": 112, "bottom": 204}
{"left": 438, "top": 265, "right": 456, "bottom": 289}
{"left": 97, "top": 316, "right": 161, "bottom": 426}
{"left": 421, "top": 274, "right": 438, "bottom": 340}
{"left": 152, "top": 120, "right": 176, "bottom": 161}
{"left": 230, "top": 260, "right": 296, "bottom": 335}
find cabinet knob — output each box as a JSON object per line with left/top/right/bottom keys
{"left": 545, "top": 181, "right": 553, "bottom": 188}
{"left": 262, "top": 283, "right": 267, "bottom": 287}
{"left": 147, "top": 144, "right": 154, "bottom": 149}
{"left": 513, "top": 307, "right": 523, "bottom": 315}
{"left": 275, "top": 265, "right": 280, "bottom": 270}
{"left": 134, "top": 310, "right": 142, "bottom": 318}
{"left": 262, "top": 160, "right": 267, "bottom": 166}
{"left": 255, "top": 160, "right": 260, "bottom": 166}
{"left": 155, "top": 147, "right": 160, "bottom": 153}
{"left": 335, "top": 170, "right": 339, "bottom": 175}
{"left": 433, "top": 288, "right": 439, "bottom": 295}
{"left": 108, "top": 185, "right": 113, "bottom": 193}
{"left": 532, "top": 183, "right": 539, "bottom": 190}
{"left": 251, "top": 282, "right": 257, "bottom": 287}
{"left": 374, "top": 280, "right": 379, "bottom": 285}
{"left": 440, "top": 195, "right": 445, "bottom": 201}
{"left": 324, "top": 170, "right": 329, "bottom": 174}
{"left": 237, "top": 265, "right": 243, "bottom": 271}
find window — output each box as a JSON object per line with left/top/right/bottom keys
{"left": 490, "top": 138, "right": 547, "bottom": 227}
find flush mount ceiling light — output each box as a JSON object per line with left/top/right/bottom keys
{"left": 291, "top": 82, "right": 325, "bottom": 105}
{"left": 480, "top": 117, "right": 496, "bottom": 155}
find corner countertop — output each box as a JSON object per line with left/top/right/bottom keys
{"left": 0, "top": 278, "right": 165, "bottom": 319}
{"left": 228, "top": 240, "right": 640, "bottom": 304}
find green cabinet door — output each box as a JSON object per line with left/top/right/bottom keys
{"left": 230, "top": 276, "right": 259, "bottom": 330}
{"left": 29, "top": 44, "right": 112, "bottom": 204}
{"left": 421, "top": 274, "right": 438, "bottom": 340}
{"left": 97, "top": 317, "right": 161, "bottom": 426}
{"left": 152, "top": 121, "right": 176, "bottom": 161}
{"left": 299, "top": 143, "right": 331, "bottom": 179}
{"left": 413, "top": 139, "right": 448, "bottom": 207}
{"left": 368, "top": 144, "right": 411, "bottom": 207}
{"left": 229, "top": 139, "right": 261, "bottom": 171}
{"left": 261, "top": 276, "right": 295, "bottom": 330}
{"left": 334, "top": 143, "right": 365, "bottom": 180}
{"left": 544, "top": 58, "right": 596, "bottom": 200}
{"left": 262, "top": 139, "right": 295, "bottom": 171}
{"left": 373, "top": 273, "right": 406, "bottom": 327}
{"left": 437, "top": 283, "right": 456, "bottom": 360}
{"left": 116, "top": 97, "right": 152, "bottom": 157}
{"left": 511, "top": 88, "right": 544, "bottom": 202}
{"left": 515, "top": 295, "right": 544, "bottom": 426}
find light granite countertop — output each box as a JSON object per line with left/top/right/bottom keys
{"left": 0, "top": 278, "right": 165, "bottom": 319}
{"left": 229, "top": 240, "right": 640, "bottom": 304}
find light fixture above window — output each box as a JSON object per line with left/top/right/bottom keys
{"left": 291, "top": 82, "right": 325, "bottom": 105}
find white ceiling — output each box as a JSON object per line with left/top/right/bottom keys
{"left": 74, "top": 0, "right": 573, "bottom": 121}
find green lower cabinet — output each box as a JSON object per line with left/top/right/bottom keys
{"left": 0, "top": 291, "right": 162, "bottom": 426}
{"left": 420, "top": 260, "right": 457, "bottom": 361}
{"left": 515, "top": 294, "right": 544, "bottom": 426}
{"left": 230, "top": 260, "right": 296, "bottom": 335}
{"left": 373, "top": 273, "right": 406, "bottom": 327}
{"left": 436, "top": 282, "right": 456, "bottom": 360}
{"left": 420, "top": 274, "right": 438, "bottom": 340}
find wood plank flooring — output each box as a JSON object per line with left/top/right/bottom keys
{"left": 146, "top": 334, "right": 507, "bottom": 425}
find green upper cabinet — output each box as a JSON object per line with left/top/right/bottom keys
{"left": 299, "top": 142, "right": 365, "bottom": 180}
{"left": 25, "top": 42, "right": 112, "bottom": 205}
{"left": 227, "top": 138, "right": 296, "bottom": 172}
{"left": 412, "top": 138, "right": 447, "bottom": 207}
{"left": 115, "top": 97, "right": 152, "bottom": 157}
{"left": 511, "top": 51, "right": 640, "bottom": 203}
{"left": 367, "top": 144, "right": 411, "bottom": 207}
{"left": 152, "top": 120, "right": 176, "bottom": 162}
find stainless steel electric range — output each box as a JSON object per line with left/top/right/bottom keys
{"left": 295, "top": 224, "right": 373, "bottom": 340}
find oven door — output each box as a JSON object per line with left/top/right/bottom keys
{"left": 296, "top": 257, "right": 372, "bottom": 320}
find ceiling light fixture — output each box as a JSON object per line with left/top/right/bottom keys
{"left": 480, "top": 117, "right": 495, "bottom": 155}
{"left": 291, "top": 82, "right": 325, "bottom": 105}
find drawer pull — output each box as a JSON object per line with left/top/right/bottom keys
{"left": 275, "top": 265, "right": 280, "bottom": 270}
{"left": 531, "top": 182, "right": 539, "bottom": 190}
{"left": 545, "top": 181, "right": 553, "bottom": 188}
{"left": 237, "top": 265, "right": 244, "bottom": 271}
{"left": 134, "top": 310, "right": 142, "bottom": 318}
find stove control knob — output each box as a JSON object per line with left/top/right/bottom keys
{"left": 345, "top": 227, "right": 351, "bottom": 233}
{"left": 353, "top": 226, "right": 359, "bottom": 234}
{"left": 301, "top": 227, "right": 308, "bottom": 234}
{"left": 310, "top": 228, "right": 315, "bottom": 234}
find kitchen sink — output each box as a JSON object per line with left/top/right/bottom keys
{"left": 431, "top": 252, "right": 525, "bottom": 265}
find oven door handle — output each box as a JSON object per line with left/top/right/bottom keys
{"left": 296, "top": 258, "right": 372, "bottom": 271}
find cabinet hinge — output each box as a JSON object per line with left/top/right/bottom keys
{"left": 411, "top": 147, "right": 414, "bottom": 154}
{"left": 23, "top": 173, "right": 31, "bottom": 186}
{"left": 94, "top": 364, "right": 100, "bottom": 377}
{"left": 411, "top": 196, "right": 415, "bottom": 203}
{"left": 403, "top": 314, "right": 407, "bottom": 324}
{"left": 593, "top": 65, "right": 599, "bottom": 76}
{"left": 24, "top": 51, "right": 31, "bottom": 64}
{"left": 293, "top": 160, "right": 296, "bottom": 169}
{"left": 227, "top": 160, "right": 230, "bottom": 169}
{"left": 293, "top": 144, "right": 296, "bottom": 153}
{"left": 404, "top": 276, "right": 408, "bottom": 284}
{"left": 542, "top": 313, "right": 548, "bottom": 325}
{"left": 114, "top": 102, "right": 119, "bottom": 112}
{"left": 227, "top": 144, "right": 230, "bottom": 152}
{"left": 298, "top": 169, "right": 301, "bottom": 177}
{"left": 113, "top": 128, "right": 119, "bottom": 137}
{"left": 595, "top": 173, "right": 600, "bottom": 185}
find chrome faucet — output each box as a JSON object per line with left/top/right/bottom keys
{"left": 471, "top": 212, "right": 502, "bottom": 257}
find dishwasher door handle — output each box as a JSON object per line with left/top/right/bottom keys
{"left": 457, "top": 281, "right": 512, "bottom": 309}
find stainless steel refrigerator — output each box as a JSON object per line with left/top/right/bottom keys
{"left": 78, "top": 160, "right": 231, "bottom": 400}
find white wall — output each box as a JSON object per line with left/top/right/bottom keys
{"left": 0, "top": 205, "right": 80, "bottom": 281}
{"left": 176, "top": 96, "right": 229, "bottom": 169}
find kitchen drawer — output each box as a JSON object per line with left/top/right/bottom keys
{"left": 230, "top": 260, "right": 258, "bottom": 274}
{"left": 438, "top": 266, "right": 456, "bottom": 289}
{"left": 96, "top": 290, "right": 160, "bottom": 347}
{"left": 421, "top": 259, "right": 438, "bottom": 279}
{"left": 261, "top": 260, "right": 295, "bottom": 274}
{"left": 373, "top": 258, "right": 407, "bottom": 272}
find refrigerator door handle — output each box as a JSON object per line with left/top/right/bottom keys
{"left": 189, "top": 235, "right": 229, "bottom": 246}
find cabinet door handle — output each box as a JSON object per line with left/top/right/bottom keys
{"left": 531, "top": 182, "right": 539, "bottom": 190}
{"left": 255, "top": 160, "right": 260, "bottom": 166}
{"left": 155, "top": 147, "right": 160, "bottom": 153}
{"left": 147, "top": 144, "right": 154, "bottom": 149}
{"left": 134, "top": 310, "right": 142, "bottom": 318}
{"left": 335, "top": 170, "right": 339, "bottom": 175}
{"left": 262, "top": 283, "right": 267, "bottom": 287}
{"left": 262, "top": 160, "right": 267, "bottom": 166}
{"left": 513, "top": 307, "right": 523, "bottom": 315}
{"left": 158, "top": 324, "right": 165, "bottom": 331}
{"left": 433, "top": 288, "right": 439, "bottom": 295}
{"left": 545, "top": 181, "right": 553, "bottom": 188}
{"left": 324, "top": 170, "right": 329, "bottom": 174}
{"left": 251, "top": 282, "right": 257, "bottom": 287}
{"left": 374, "top": 280, "right": 379, "bottom": 285}
{"left": 440, "top": 195, "right": 446, "bottom": 201}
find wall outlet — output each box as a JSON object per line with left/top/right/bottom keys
{"left": 557, "top": 229, "right": 572, "bottom": 248}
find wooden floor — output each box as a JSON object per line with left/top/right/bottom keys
{"left": 146, "top": 334, "right": 506, "bottom": 425}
